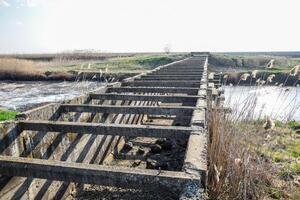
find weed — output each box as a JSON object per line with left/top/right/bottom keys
{"left": 0, "top": 110, "right": 17, "bottom": 121}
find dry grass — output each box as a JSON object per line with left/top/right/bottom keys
{"left": 208, "top": 111, "right": 300, "bottom": 199}
{"left": 0, "top": 58, "right": 44, "bottom": 79}
{"left": 208, "top": 109, "right": 275, "bottom": 199}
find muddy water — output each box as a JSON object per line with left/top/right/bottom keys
{"left": 224, "top": 86, "right": 300, "bottom": 121}
{"left": 0, "top": 81, "right": 106, "bottom": 111}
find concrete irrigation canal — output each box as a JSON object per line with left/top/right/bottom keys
{"left": 0, "top": 52, "right": 224, "bottom": 199}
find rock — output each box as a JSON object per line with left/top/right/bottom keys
{"left": 146, "top": 158, "right": 168, "bottom": 170}
{"left": 149, "top": 144, "right": 162, "bottom": 153}
{"left": 146, "top": 154, "right": 172, "bottom": 170}
{"left": 123, "top": 142, "right": 133, "bottom": 151}
{"left": 156, "top": 138, "right": 173, "bottom": 150}
{"left": 137, "top": 147, "right": 145, "bottom": 155}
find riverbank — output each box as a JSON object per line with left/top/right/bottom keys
{"left": 208, "top": 111, "right": 300, "bottom": 199}
{"left": 0, "top": 70, "right": 138, "bottom": 82}
{"left": 209, "top": 53, "right": 300, "bottom": 86}
{"left": 219, "top": 71, "right": 299, "bottom": 86}
{"left": 0, "top": 53, "right": 185, "bottom": 81}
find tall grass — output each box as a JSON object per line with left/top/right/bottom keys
{"left": 208, "top": 108, "right": 275, "bottom": 199}
{"left": 207, "top": 67, "right": 300, "bottom": 199}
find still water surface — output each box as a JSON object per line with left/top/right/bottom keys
{"left": 224, "top": 86, "right": 300, "bottom": 121}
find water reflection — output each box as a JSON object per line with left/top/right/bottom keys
{"left": 224, "top": 86, "right": 300, "bottom": 121}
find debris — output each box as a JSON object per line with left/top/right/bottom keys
{"left": 136, "top": 147, "right": 145, "bottom": 155}
{"left": 149, "top": 144, "right": 162, "bottom": 154}
{"left": 156, "top": 138, "right": 173, "bottom": 150}
{"left": 123, "top": 142, "right": 133, "bottom": 151}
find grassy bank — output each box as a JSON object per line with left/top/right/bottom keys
{"left": 44, "top": 54, "right": 183, "bottom": 73}
{"left": 0, "top": 53, "right": 185, "bottom": 81}
{"left": 208, "top": 109, "right": 300, "bottom": 199}
{"left": 220, "top": 71, "right": 299, "bottom": 86}
{"left": 0, "top": 110, "right": 17, "bottom": 121}
{"left": 210, "top": 54, "right": 300, "bottom": 73}
{"left": 208, "top": 64, "right": 299, "bottom": 199}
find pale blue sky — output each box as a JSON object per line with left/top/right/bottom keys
{"left": 0, "top": 0, "right": 299, "bottom": 53}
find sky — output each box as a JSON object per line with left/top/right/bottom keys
{"left": 0, "top": 0, "right": 299, "bottom": 53}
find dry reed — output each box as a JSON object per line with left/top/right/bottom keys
{"left": 208, "top": 107, "right": 274, "bottom": 199}
{"left": 0, "top": 58, "right": 43, "bottom": 79}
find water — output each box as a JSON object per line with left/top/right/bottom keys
{"left": 0, "top": 81, "right": 106, "bottom": 111}
{"left": 224, "top": 86, "right": 300, "bottom": 121}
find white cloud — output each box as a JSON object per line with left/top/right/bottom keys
{"left": 0, "top": 0, "right": 10, "bottom": 7}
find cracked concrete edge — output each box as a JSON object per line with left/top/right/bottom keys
{"left": 180, "top": 55, "right": 209, "bottom": 199}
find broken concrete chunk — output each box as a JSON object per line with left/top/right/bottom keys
{"left": 137, "top": 147, "right": 145, "bottom": 155}
{"left": 123, "top": 142, "right": 133, "bottom": 151}
{"left": 149, "top": 144, "right": 162, "bottom": 154}
{"left": 156, "top": 138, "right": 173, "bottom": 150}
{"left": 146, "top": 158, "right": 168, "bottom": 170}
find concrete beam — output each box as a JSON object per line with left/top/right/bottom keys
{"left": 184, "top": 131, "right": 207, "bottom": 174}
{"left": 18, "top": 120, "right": 194, "bottom": 138}
{"left": 150, "top": 72, "right": 203, "bottom": 75}
{"left": 60, "top": 104, "right": 196, "bottom": 116}
{"left": 141, "top": 75, "right": 203, "bottom": 78}
{"left": 0, "top": 156, "right": 196, "bottom": 191}
{"left": 181, "top": 56, "right": 209, "bottom": 199}
{"left": 89, "top": 93, "right": 201, "bottom": 103}
{"left": 157, "top": 69, "right": 203, "bottom": 72}
{"left": 122, "top": 81, "right": 201, "bottom": 88}
{"left": 138, "top": 77, "right": 202, "bottom": 81}
{"left": 107, "top": 87, "right": 199, "bottom": 95}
